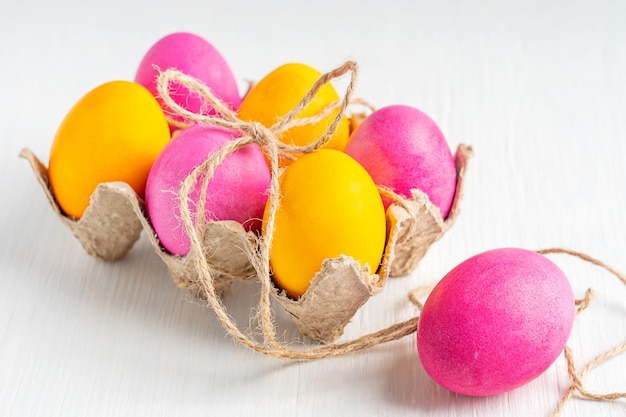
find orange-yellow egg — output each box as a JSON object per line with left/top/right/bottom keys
{"left": 48, "top": 81, "right": 170, "bottom": 219}
{"left": 238, "top": 63, "right": 350, "bottom": 165}
{"left": 263, "top": 149, "right": 386, "bottom": 299}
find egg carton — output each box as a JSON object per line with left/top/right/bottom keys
{"left": 20, "top": 143, "right": 472, "bottom": 343}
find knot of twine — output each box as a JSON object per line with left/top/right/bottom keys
{"left": 156, "top": 63, "right": 625, "bottom": 414}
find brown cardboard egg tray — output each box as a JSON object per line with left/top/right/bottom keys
{"left": 20, "top": 142, "right": 472, "bottom": 344}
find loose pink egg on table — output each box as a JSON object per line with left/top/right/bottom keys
{"left": 145, "top": 124, "right": 270, "bottom": 256}
{"left": 344, "top": 105, "right": 457, "bottom": 218}
{"left": 135, "top": 32, "right": 241, "bottom": 131}
{"left": 417, "top": 248, "right": 575, "bottom": 396}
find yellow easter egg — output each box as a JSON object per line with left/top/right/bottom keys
{"left": 49, "top": 80, "right": 170, "bottom": 219}
{"left": 238, "top": 63, "right": 350, "bottom": 165}
{"left": 264, "top": 149, "right": 386, "bottom": 299}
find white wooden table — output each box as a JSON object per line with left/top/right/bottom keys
{"left": 2, "top": 0, "right": 625, "bottom": 416}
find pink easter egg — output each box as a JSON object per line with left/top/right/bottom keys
{"left": 344, "top": 105, "right": 456, "bottom": 218}
{"left": 145, "top": 124, "right": 270, "bottom": 256}
{"left": 417, "top": 248, "right": 575, "bottom": 396}
{"left": 135, "top": 32, "right": 241, "bottom": 130}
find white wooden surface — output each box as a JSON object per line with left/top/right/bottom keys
{"left": 2, "top": 0, "right": 626, "bottom": 416}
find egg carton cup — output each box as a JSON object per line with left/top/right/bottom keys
{"left": 20, "top": 143, "right": 471, "bottom": 343}
{"left": 271, "top": 218, "right": 398, "bottom": 344}
{"left": 388, "top": 143, "right": 473, "bottom": 277}
{"left": 20, "top": 147, "right": 254, "bottom": 298}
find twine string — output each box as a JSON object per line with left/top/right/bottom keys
{"left": 156, "top": 61, "right": 420, "bottom": 360}
{"left": 348, "top": 96, "right": 378, "bottom": 113}
{"left": 407, "top": 285, "right": 435, "bottom": 312}
{"left": 575, "top": 288, "right": 595, "bottom": 314}
{"left": 271, "top": 61, "right": 358, "bottom": 157}
{"left": 539, "top": 248, "right": 626, "bottom": 417}
{"left": 156, "top": 64, "right": 626, "bottom": 415}
{"left": 252, "top": 128, "right": 282, "bottom": 349}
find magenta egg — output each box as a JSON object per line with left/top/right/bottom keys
{"left": 135, "top": 32, "right": 241, "bottom": 130}
{"left": 344, "top": 105, "right": 456, "bottom": 218}
{"left": 145, "top": 124, "right": 270, "bottom": 256}
{"left": 417, "top": 248, "right": 575, "bottom": 396}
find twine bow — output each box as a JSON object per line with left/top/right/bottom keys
{"left": 156, "top": 61, "right": 420, "bottom": 359}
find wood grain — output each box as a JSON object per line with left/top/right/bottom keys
{"left": 1, "top": 0, "right": 625, "bottom": 416}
